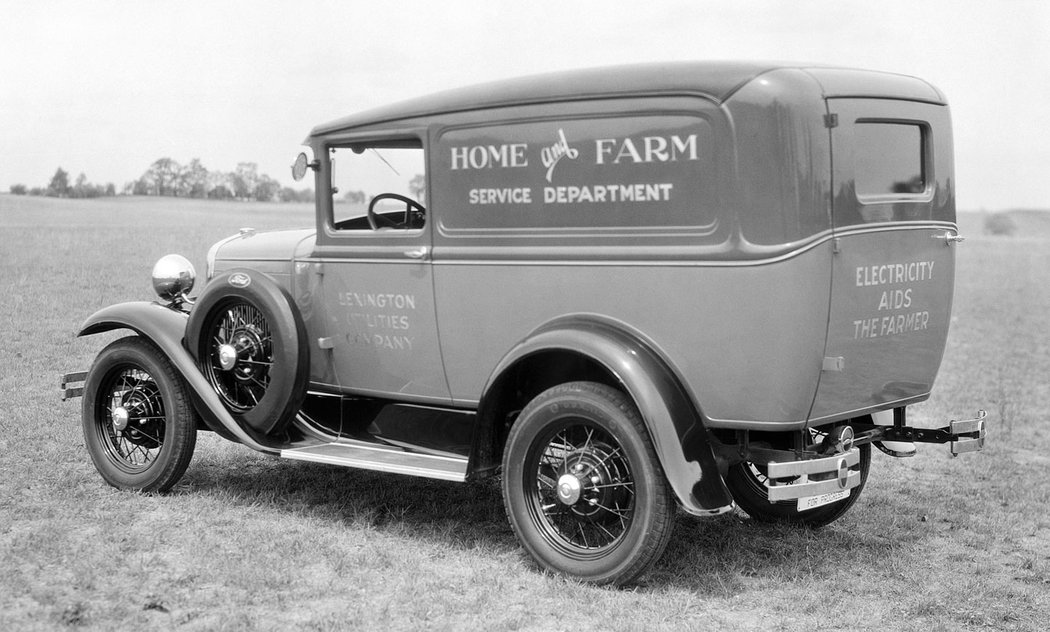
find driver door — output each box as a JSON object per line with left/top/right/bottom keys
{"left": 307, "top": 136, "right": 450, "bottom": 403}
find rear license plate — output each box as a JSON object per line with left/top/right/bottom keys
{"left": 797, "top": 488, "right": 850, "bottom": 511}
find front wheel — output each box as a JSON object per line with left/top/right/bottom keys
{"left": 501, "top": 382, "right": 675, "bottom": 586}
{"left": 726, "top": 443, "right": 871, "bottom": 528}
{"left": 82, "top": 336, "right": 197, "bottom": 492}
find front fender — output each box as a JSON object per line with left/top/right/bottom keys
{"left": 482, "top": 315, "right": 733, "bottom": 516}
{"left": 77, "top": 301, "right": 275, "bottom": 453}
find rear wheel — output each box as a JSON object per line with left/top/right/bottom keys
{"left": 501, "top": 382, "right": 675, "bottom": 586}
{"left": 82, "top": 337, "right": 197, "bottom": 492}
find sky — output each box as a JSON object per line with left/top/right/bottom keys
{"left": 2, "top": 0, "right": 1048, "bottom": 211}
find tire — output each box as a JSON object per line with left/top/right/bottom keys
{"left": 186, "top": 269, "right": 308, "bottom": 435}
{"left": 501, "top": 381, "right": 675, "bottom": 586}
{"left": 726, "top": 442, "right": 871, "bottom": 528}
{"left": 82, "top": 336, "right": 197, "bottom": 492}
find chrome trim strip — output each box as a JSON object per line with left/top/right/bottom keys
{"left": 430, "top": 222, "right": 958, "bottom": 268}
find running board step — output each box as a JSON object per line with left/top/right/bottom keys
{"left": 280, "top": 442, "right": 469, "bottom": 482}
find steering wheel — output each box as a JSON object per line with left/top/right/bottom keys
{"left": 367, "top": 193, "right": 426, "bottom": 230}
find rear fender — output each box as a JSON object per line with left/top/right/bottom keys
{"left": 481, "top": 315, "right": 733, "bottom": 516}
{"left": 77, "top": 301, "right": 275, "bottom": 453}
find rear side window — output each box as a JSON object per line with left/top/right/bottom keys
{"left": 854, "top": 122, "right": 926, "bottom": 199}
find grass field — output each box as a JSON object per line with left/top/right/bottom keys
{"left": 1, "top": 195, "right": 1047, "bottom": 631}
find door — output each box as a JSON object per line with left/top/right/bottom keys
{"left": 309, "top": 136, "right": 450, "bottom": 403}
{"left": 811, "top": 98, "right": 958, "bottom": 422}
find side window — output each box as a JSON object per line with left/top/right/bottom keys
{"left": 847, "top": 121, "right": 929, "bottom": 224}
{"left": 854, "top": 123, "right": 926, "bottom": 199}
{"left": 329, "top": 140, "right": 426, "bottom": 231}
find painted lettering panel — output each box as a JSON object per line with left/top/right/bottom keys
{"left": 434, "top": 116, "right": 717, "bottom": 233}
{"left": 810, "top": 228, "right": 955, "bottom": 420}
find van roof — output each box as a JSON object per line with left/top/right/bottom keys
{"left": 310, "top": 61, "right": 945, "bottom": 136}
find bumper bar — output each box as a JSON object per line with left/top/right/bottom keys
{"left": 765, "top": 449, "right": 862, "bottom": 502}
{"left": 61, "top": 371, "right": 87, "bottom": 401}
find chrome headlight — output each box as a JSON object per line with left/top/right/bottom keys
{"left": 151, "top": 254, "right": 196, "bottom": 302}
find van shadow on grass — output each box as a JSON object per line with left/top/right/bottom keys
{"left": 180, "top": 451, "right": 912, "bottom": 595}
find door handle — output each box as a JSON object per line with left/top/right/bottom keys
{"left": 404, "top": 247, "right": 428, "bottom": 259}
{"left": 933, "top": 233, "right": 965, "bottom": 246}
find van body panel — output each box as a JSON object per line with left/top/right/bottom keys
{"left": 811, "top": 97, "right": 956, "bottom": 421}
{"left": 811, "top": 225, "right": 955, "bottom": 420}
{"left": 433, "top": 247, "right": 831, "bottom": 427}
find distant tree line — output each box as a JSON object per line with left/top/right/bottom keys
{"left": 9, "top": 158, "right": 313, "bottom": 203}
{"left": 10, "top": 168, "right": 115, "bottom": 199}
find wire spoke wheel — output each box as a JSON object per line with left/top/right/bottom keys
{"left": 186, "top": 270, "right": 309, "bottom": 435}
{"left": 202, "top": 301, "right": 274, "bottom": 413}
{"left": 95, "top": 366, "right": 166, "bottom": 472}
{"left": 502, "top": 382, "right": 674, "bottom": 586}
{"left": 528, "top": 423, "right": 635, "bottom": 554}
{"left": 82, "top": 337, "right": 197, "bottom": 493}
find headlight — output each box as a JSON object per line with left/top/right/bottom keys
{"left": 152, "top": 254, "right": 196, "bottom": 302}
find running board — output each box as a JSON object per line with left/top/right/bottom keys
{"left": 280, "top": 442, "right": 469, "bottom": 482}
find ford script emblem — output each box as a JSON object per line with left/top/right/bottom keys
{"left": 228, "top": 272, "right": 251, "bottom": 288}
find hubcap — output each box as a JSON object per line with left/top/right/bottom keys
{"left": 556, "top": 473, "right": 583, "bottom": 505}
{"left": 111, "top": 406, "right": 129, "bottom": 432}
{"left": 218, "top": 343, "right": 238, "bottom": 371}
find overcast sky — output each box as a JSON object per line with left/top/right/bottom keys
{"left": 2, "top": 0, "right": 1047, "bottom": 211}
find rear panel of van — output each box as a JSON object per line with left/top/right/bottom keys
{"left": 810, "top": 97, "right": 957, "bottom": 422}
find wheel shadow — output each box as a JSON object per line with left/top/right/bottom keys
{"left": 178, "top": 447, "right": 905, "bottom": 595}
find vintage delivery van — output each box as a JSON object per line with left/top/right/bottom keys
{"left": 64, "top": 62, "right": 986, "bottom": 585}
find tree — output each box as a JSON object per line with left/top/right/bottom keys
{"left": 279, "top": 187, "right": 314, "bottom": 203}
{"left": 10, "top": 184, "right": 27, "bottom": 195}
{"left": 47, "top": 168, "right": 70, "bottom": 197}
{"left": 181, "top": 158, "right": 209, "bottom": 198}
{"left": 231, "top": 162, "right": 259, "bottom": 199}
{"left": 252, "top": 174, "right": 280, "bottom": 202}
{"left": 408, "top": 174, "right": 426, "bottom": 202}
{"left": 343, "top": 190, "right": 367, "bottom": 204}
{"left": 72, "top": 172, "right": 89, "bottom": 198}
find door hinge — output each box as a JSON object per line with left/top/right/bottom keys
{"left": 824, "top": 113, "right": 839, "bottom": 129}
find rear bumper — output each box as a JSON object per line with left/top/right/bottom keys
{"left": 732, "top": 409, "right": 987, "bottom": 503}
{"left": 765, "top": 449, "right": 862, "bottom": 502}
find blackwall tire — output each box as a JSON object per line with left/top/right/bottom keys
{"left": 186, "top": 269, "right": 308, "bottom": 435}
{"left": 501, "top": 381, "right": 675, "bottom": 586}
{"left": 82, "top": 336, "right": 197, "bottom": 493}
{"left": 726, "top": 443, "right": 871, "bottom": 528}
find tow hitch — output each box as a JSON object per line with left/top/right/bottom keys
{"left": 867, "top": 409, "right": 988, "bottom": 456}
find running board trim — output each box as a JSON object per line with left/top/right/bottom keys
{"left": 280, "top": 442, "right": 469, "bottom": 482}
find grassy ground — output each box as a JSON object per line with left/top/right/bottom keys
{"left": 1, "top": 196, "right": 1047, "bottom": 631}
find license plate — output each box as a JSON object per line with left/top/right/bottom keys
{"left": 797, "top": 488, "right": 850, "bottom": 511}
